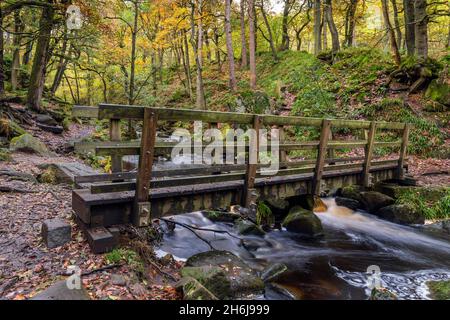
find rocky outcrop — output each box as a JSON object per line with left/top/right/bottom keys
{"left": 375, "top": 204, "right": 425, "bottom": 225}
{"left": 185, "top": 251, "right": 264, "bottom": 298}
{"left": 282, "top": 206, "right": 323, "bottom": 238}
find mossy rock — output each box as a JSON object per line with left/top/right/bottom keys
{"left": 185, "top": 251, "right": 264, "bottom": 297}
{"left": 339, "top": 185, "right": 365, "bottom": 203}
{"left": 176, "top": 277, "right": 218, "bottom": 300}
{"left": 369, "top": 288, "right": 398, "bottom": 300}
{"left": 360, "top": 191, "right": 395, "bottom": 213}
{"left": 0, "top": 148, "right": 12, "bottom": 162}
{"left": 9, "top": 134, "right": 50, "bottom": 156}
{"left": 38, "top": 167, "right": 58, "bottom": 184}
{"left": 180, "top": 266, "right": 231, "bottom": 299}
{"left": 427, "top": 280, "right": 450, "bottom": 300}
{"left": 282, "top": 206, "right": 324, "bottom": 238}
{"left": 0, "top": 119, "right": 27, "bottom": 138}
{"left": 375, "top": 204, "right": 425, "bottom": 225}
{"left": 235, "top": 219, "right": 266, "bottom": 236}
{"left": 264, "top": 197, "right": 290, "bottom": 217}
{"left": 425, "top": 79, "right": 450, "bottom": 107}
{"left": 202, "top": 210, "right": 240, "bottom": 223}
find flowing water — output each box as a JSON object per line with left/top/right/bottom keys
{"left": 157, "top": 199, "right": 450, "bottom": 300}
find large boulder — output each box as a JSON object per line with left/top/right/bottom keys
{"left": 181, "top": 266, "right": 231, "bottom": 299}
{"left": 375, "top": 204, "right": 425, "bottom": 225}
{"left": 235, "top": 219, "right": 266, "bottom": 236}
{"left": 282, "top": 206, "right": 324, "bottom": 238}
{"left": 425, "top": 79, "right": 450, "bottom": 107}
{"left": 360, "top": 191, "right": 395, "bottom": 213}
{"left": 185, "top": 250, "right": 264, "bottom": 297}
{"left": 335, "top": 197, "right": 361, "bottom": 211}
{"left": 176, "top": 277, "right": 218, "bottom": 300}
{"left": 9, "top": 134, "right": 50, "bottom": 156}
{"left": 35, "top": 114, "right": 58, "bottom": 126}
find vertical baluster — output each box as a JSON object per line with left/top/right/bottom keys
{"left": 362, "top": 121, "right": 377, "bottom": 187}
{"left": 110, "top": 119, "right": 122, "bottom": 173}
{"left": 242, "top": 116, "right": 262, "bottom": 207}
{"left": 397, "top": 124, "right": 411, "bottom": 180}
{"left": 312, "top": 119, "right": 331, "bottom": 196}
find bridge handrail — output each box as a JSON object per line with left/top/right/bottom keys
{"left": 73, "top": 104, "right": 408, "bottom": 130}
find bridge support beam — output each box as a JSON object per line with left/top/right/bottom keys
{"left": 242, "top": 116, "right": 262, "bottom": 207}
{"left": 362, "top": 121, "right": 377, "bottom": 187}
{"left": 397, "top": 124, "right": 411, "bottom": 180}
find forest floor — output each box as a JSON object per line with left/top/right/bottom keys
{"left": 1, "top": 120, "right": 449, "bottom": 300}
{"left": 0, "top": 123, "right": 181, "bottom": 300}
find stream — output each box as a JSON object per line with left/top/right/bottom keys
{"left": 156, "top": 199, "right": 450, "bottom": 300}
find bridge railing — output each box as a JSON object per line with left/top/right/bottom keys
{"left": 73, "top": 104, "right": 411, "bottom": 227}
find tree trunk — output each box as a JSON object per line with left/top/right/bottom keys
{"left": 344, "top": 0, "right": 358, "bottom": 47}
{"left": 51, "top": 31, "right": 69, "bottom": 96}
{"left": 322, "top": 12, "right": 328, "bottom": 51}
{"left": 313, "top": 0, "right": 322, "bottom": 55}
{"left": 22, "top": 41, "right": 33, "bottom": 65}
{"left": 324, "top": 0, "right": 340, "bottom": 53}
{"left": 129, "top": 0, "right": 139, "bottom": 105}
{"left": 403, "top": 0, "right": 416, "bottom": 56}
{"left": 390, "top": 0, "right": 402, "bottom": 51}
{"left": 0, "top": 7, "right": 4, "bottom": 97}
{"left": 190, "top": 0, "right": 206, "bottom": 109}
{"left": 381, "top": 0, "right": 401, "bottom": 65}
{"left": 183, "top": 30, "right": 193, "bottom": 99}
{"left": 11, "top": 10, "right": 23, "bottom": 91}
{"left": 414, "top": 0, "right": 428, "bottom": 59}
{"left": 240, "top": 0, "right": 248, "bottom": 68}
{"left": 280, "top": 0, "right": 291, "bottom": 51}
{"left": 248, "top": 0, "right": 257, "bottom": 90}
{"left": 225, "top": 0, "right": 237, "bottom": 91}
{"left": 260, "top": 3, "right": 278, "bottom": 61}
{"left": 27, "top": 2, "right": 55, "bottom": 111}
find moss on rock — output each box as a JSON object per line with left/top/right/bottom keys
{"left": 427, "top": 280, "right": 450, "bottom": 300}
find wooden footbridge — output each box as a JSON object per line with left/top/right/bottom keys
{"left": 72, "top": 104, "right": 411, "bottom": 253}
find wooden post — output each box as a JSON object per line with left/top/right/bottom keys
{"left": 242, "top": 116, "right": 262, "bottom": 207}
{"left": 327, "top": 130, "right": 335, "bottom": 165}
{"left": 110, "top": 119, "right": 122, "bottom": 172}
{"left": 362, "top": 121, "right": 377, "bottom": 187}
{"left": 133, "top": 108, "right": 158, "bottom": 227}
{"left": 312, "top": 119, "right": 331, "bottom": 196}
{"left": 397, "top": 124, "right": 411, "bottom": 180}
{"left": 279, "top": 126, "right": 287, "bottom": 168}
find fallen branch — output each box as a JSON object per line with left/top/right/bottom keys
{"left": 81, "top": 264, "right": 124, "bottom": 277}
{"left": 0, "top": 170, "right": 38, "bottom": 183}
{"left": 160, "top": 218, "right": 217, "bottom": 250}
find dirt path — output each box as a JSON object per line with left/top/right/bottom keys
{"left": 0, "top": 124, "right": 180, "bottom": 300}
